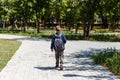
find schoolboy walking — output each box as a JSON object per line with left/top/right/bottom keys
{"left": 51, "top": 25, "right": 67, "bottom": 70}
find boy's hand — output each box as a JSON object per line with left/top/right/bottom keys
{"left": 51, "top": 49, "right": 53, "bottom": 52}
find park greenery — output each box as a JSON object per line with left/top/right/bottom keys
{"left": 1, "top": 28, "right": 120, "bottom": 42}
{"left": 0, "top": 39, "right": 21, "bottom": 71}
{"left": 92, "top": 48, "right": 120, "bottom": 77}
{"left": 0, "top": 0, "right": 120, "bottom": 40}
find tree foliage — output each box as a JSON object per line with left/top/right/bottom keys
{"left": 0, "top": 0, "right": 119, "bottom": 39}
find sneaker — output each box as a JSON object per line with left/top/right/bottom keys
{"left": 60, "top": 66, "right": 63, "bottom": 70}
{"left": 55, "top": 65, "right": 59, "bottom": 68}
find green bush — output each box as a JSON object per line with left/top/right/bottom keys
{"left": 89, "top": 34, "right": 120, "bottom": 42}
{"left": 106, "top": 53, "right": 120, "bottom": 74}
{"left": 92, "top": 48, "right": 120, "bottom": 75}
{"left": 92, "top": 48, "right": 116, "bottom": 64}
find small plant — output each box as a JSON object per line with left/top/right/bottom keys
{"left": 92, "top": 48, "right": 116, "bottom": 64}
{"left": 89, "top": 34, "right": 120, "bottom": 42}
{"left": 106, "top": 53, "right": 120, "bottom": 74}
{"left": 92, "top": 48, "right": 120, "bottom": 75}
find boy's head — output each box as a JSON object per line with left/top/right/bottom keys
{"left": 56, "top": 25, "right": 61, "bottom": 31}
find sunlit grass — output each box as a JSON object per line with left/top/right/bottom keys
{"left": 0, "top": 39, "right": 21, "bottom": 71}
{"left": 0, "top": 28, "right": 120, "bottom": 41}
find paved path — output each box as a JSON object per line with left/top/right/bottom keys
{"left": 0, "top": 34, "right": 120, "bottom": 80}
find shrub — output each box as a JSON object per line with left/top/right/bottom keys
{"left": 89, "top": 34, "right": 120, "bottom": 42}
{"left": 92, "top": 48, "right": 116, "bottom": 64}
{"left": 92, "top": 48, "right": 120, "bottom": 75}
{"left": 106, "top": 53, "right": 120, "bottom": 74}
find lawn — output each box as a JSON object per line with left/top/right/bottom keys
{"left": 1, "top": 28, "right": 120, "bottom": 42}
{"left": 0, "top": 39, "right": 21, "bottom": 71}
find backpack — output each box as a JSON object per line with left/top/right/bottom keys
{"left": 54, "top": 34, "right": 65, "bottom": 51}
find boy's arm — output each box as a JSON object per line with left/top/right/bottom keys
{"left": 62, "top": 34, "right": 67, "bottom": 44}
{"left": 51, "top": 35, "right": 55, "bottom": 51}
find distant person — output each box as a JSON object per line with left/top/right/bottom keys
{"left": 14, "top": 19, "right": 18, "bottom": 29}
{"left": 51, "top": 25, "right": 67, "bottom": 70}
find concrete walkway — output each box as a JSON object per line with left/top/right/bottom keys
{"left": 0, "top": 34, "right": 120, "bottom": 80}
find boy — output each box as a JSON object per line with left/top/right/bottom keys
{"left": 51, "top": 25, "right": 67, "bottom": 70}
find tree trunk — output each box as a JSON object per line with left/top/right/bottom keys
{"left": 48, "top": 18, "right": 51, "bottom": 28}
{"left": 23, "top": 14, "right": 27, "bottom": 32}
{"left": 20, "top": 18, "right": 23, "bottom": 30}
{"left": 101, "top": 15, "right": 108, "bottom": 29}
{"left": 3, "top": 21, "right": 5, "bottom": 29}
{"left": 82, "top": 16, "right": 87, "bottom": 40}
{"left": 23, "top": 18, "right": 27, "bottom": 32}
{"left": 11, "top": 21, "right": 14, "bottom": 31}
{"left": 14, "top": 20, "right": 18, "bottom": 29}
{"left": 37, "top": 20, "right": 40, "bottom": 33}
{"left": 83, "top": 19, "right": 91, "bottom": 40}
{"left": 43, "top": 19, "right": 46, "bottom": 29}
{"left": 75, "top": 23, "right": 79, "bottom": 34}
{"left": 108, "top": 22, "right": 116, "bottom": 32}
{"left": 68, "top": 24, "right": 72, "bottom": 32}
{"left": 36, "top": 9, "right": 41, "bottom": 33}
{"left": 83, "top": 26, "right": 91, "bottom": 40}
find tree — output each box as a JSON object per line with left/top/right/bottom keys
{"left": 80, "top": 0, "right": 98, "bottom": 39}
{"left": 106, "top": 0, "right": 120, "bottom": 31}
{"left": 13, "top": 0, "right": 34, "bottom": 32}
{"left": 97, "top": 0, "right": 120, "bottom": 30}
{"left": 0, "top": 0, "right": 9, "bottom": 28}
{"left": 65, "top": 0, "right": 80, "bottom": 32}
{"left": 33, "top": 0, "right": 50, "bottom": 33}
{"left": 0, "top": 0, "right": 119, "bottom": 38}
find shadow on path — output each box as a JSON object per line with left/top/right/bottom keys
{"left": 63, "top": 48, "right": 106, "bottom": 71}
{"left": 33, "top": 47, "right": 119, "bottom": 80}
{"left": 34, "top": 66, "right": 55, "bottom": 71}
{"left": 14, "top": 37, "right": 51, "bottom": 41}
{"left": 63, "top": 74, "right": 114, "bottom": 80}
{"left": 62, "top": 48, "right": 119, "bottom": 80}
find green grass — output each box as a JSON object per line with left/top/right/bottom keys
{"left": 0, "top": 39, "right": 21, "bottom": 71}
{"left": 1, "top": 28, "right": 120, "bottom": 41}
{"left": 89, "top": 33, "right": 120, "bottom": 42}
{"left": 92, "top": 48, "right": 120, "bottom": 78}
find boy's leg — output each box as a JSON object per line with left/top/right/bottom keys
{"left": 59, "top": 51, "right": 64, "bottom": 70}
{"left": 55, "top": 51, "right": 59, "bottom": 68}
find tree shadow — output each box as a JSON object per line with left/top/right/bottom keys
{"left": 64, "top": 48, "right": 107, "bottom": 71}
{"left": 34, "top": 66, "right": 55, "bottom": 71}
{"left": 0, "top": 34, "right": 51, "bottom": 41}
{"left": 13, "top": 37, "right": 51, "bottom": 42}
{"left": 71, "top": 48, "right": 106, "bottom": 58}
{"left": 63, "top": 48, "right": 119, "bottom": 79}
{"left": 63, "top": 74, "right": 114, "bottom": 80}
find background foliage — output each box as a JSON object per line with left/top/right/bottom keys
{"left": 0, "top": 0, "right": 120, "bottom": 39}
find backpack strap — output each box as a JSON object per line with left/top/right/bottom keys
{"left": 55, "top": 33, "right": 62, "bottom": 38}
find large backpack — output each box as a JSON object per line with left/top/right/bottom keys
{"left": 54, "top": 34, "right": 65, "bottom": 51}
